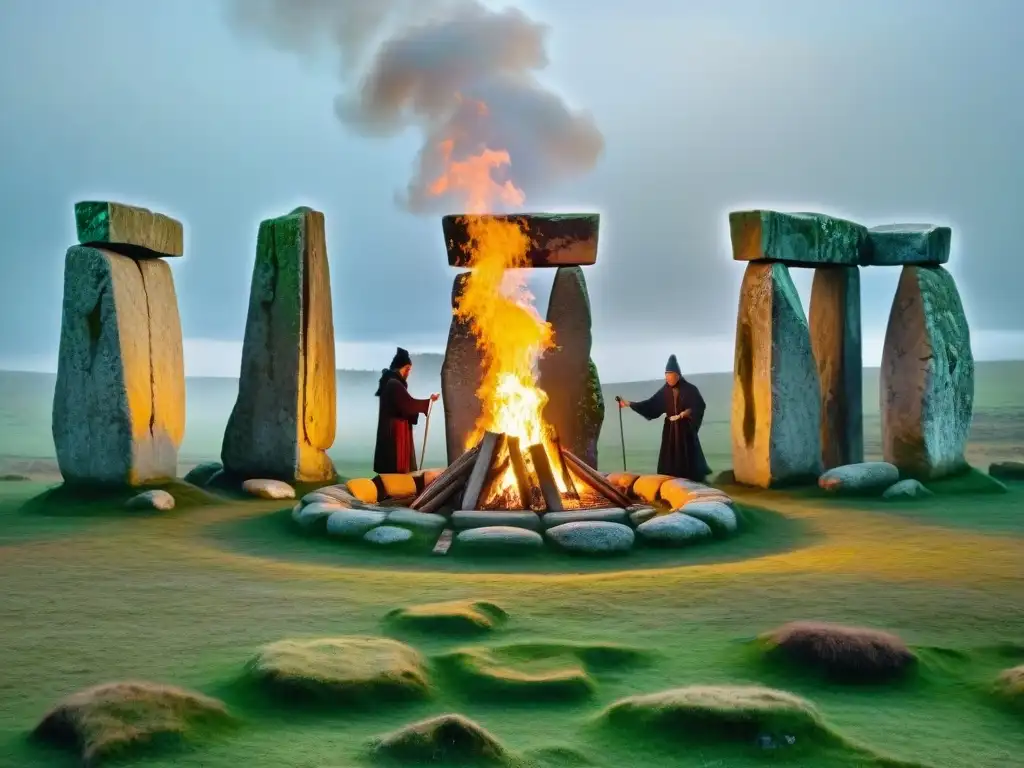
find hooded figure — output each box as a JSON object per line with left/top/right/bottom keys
{"left": 618, "top": 354, "right": 710, "bottom": 480}
{"left": 373, "top": 347, "right": 437, "bottom": 474}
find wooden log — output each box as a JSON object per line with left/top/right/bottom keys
{"left": 432, "top": 528, "right": 454, "bottom": 555}
{"left": 461, "top": 432, "right": 505, "bottom": 510}
{"left": 528, "top": 443, "right": 564, "bottom": 512}
{"left": 562, "top": 449, "right": 633, "bottom": 508}
{"left": 551, "top": 435, "right": 580, "bottom": 502}
{"left": 409, "top": 444, "right": 480, "bottom": 510}
{"left": 506, "top": 436, "right": 537, "bottom": 510}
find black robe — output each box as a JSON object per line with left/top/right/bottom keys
{"left": 629, "top": 379, "right": 711, "bottom": 480}
{"left": 373, "top": 370, "right": 431, "bottom": 474}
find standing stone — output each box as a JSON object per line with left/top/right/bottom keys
{"left": 880, "top": 266, "right": 973, "bottom": 478}
{"left": 53, "top": 246, "right": 185, "bottom": 485}
{"left": 538, "top": 267, "right": 603, "bottom": 467}
{"left": 809, "top": 267, "right": 863, "bottom": 469}
{"left": 222, "top": 207, "right": 336, "bottom": 482}
{"left": 441, "top": 273, "right": 484, "bottom": 465}
{"left": 731, "top": 262, "right": 822, "bottom": 488}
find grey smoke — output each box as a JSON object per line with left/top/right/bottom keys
{"left": 225, "top": 0, "right": 604, "bottom": 213}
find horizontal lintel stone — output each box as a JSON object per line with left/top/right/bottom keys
{"left": 75, "top": 201, "right": 183, "bottom": 258}
{"left": 442, "top": 213, "right": 599, "bottom": 268}
{"left": 865, "top": 224, "right": 951, "bottom": 266}
{"left": 729, "top": 210, "right": 870, "bottom": 267}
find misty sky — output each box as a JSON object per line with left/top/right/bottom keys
{"left": 1, "top": 0, "right": 1022, "bottom": 382}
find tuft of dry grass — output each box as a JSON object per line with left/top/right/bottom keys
{"left": 32, "top": 680, "right": 232, "bottom": 765}
{"left": 370, "top": 713, "right": 509, "bottom": 765}
{"left": 760, "top": 621, "right": 917, "bottom": 683}
{"left": 385, "top": 599, "right": 509, "bottom": 635}
{"left": 438, "top": 646, "right": 595, "bottom": 701}
{"left": 247, "top": 635, "right": 430, "bottom": 703}
{"left": 994, "top": 665, "right": 1024, "bottom": 711}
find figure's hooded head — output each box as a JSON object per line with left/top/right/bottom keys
{"left": 390, "top": 347, "right": 412, "bottom": 373}
{"left": 664, "top": 354, "right": 682, "bottom": 386}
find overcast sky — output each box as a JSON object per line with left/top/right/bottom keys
{"left": 2, "top": 0, "right": 1022, "bottom": 381}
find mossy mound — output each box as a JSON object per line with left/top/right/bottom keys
{"left": 925, "top": 466, "right": 1007, "bottom": 495}
{"left": 994, "top": 665, "right": 1024, "bottom": 712}
{"left": 600, "top": 685, "right": 833, "bottom": 745}
{"left": 21, "top": 479, "right": 222, "bottom": 516}
{"left": 437, "top": 641, "right": 645, "bottom": 702}
{"left": 33, "top": 680, "right": 233, "bottom": 765}
{"left": 386, "top": 600, "right": 509, "bottom": 635}
{"left": 247, "top": 636, "right": 430, "bottom": 704}
{"left": 370, "top": 713, "right": 509, "bottom": 765}
{"left": 760, "top": 621, "right": 917, "bottom": 683}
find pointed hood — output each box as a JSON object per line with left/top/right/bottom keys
{"left": 665, "top": 354, "right": 682, "bottom": 376}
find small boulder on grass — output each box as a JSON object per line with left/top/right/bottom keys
{"left": 371, "top": 713, "right": 509, "bottom": 765}
{"left": 989, "top": 461, "right": 1024, "bottom": 481}
{"left": 601, "top": 685, "right": 829, "bottom": 744}
{"left": 247, "top": 636, "right": 429, "bottom": 703}
{"left": 882, "top": 479, "right": 933, "bottom": 500}
{"left": 125, "top": 490, "right": 175, "bottom": 511}
{"left": 241, "top": 479, "right": 295, "bottom": 500}
{"left": 818, "top": 462, "right": 899, "bottom": 495}
{"left": 386, "top": 599, "right": 509, "bottom": 635}
{"left": 760, "top": 621, "right": 916, "bottom": 683}
{"left": 33, "top": 681, "right": 232, "bottom": 765}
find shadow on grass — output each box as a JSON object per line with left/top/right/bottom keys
{"left": 19, "top": 478, "right": 225, "bottom": 517}
{"left": 199, "top": 500, "right": 818, "bottom": 575}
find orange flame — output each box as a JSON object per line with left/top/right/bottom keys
{"left": 428, "top": 127, "right": 570, "bottom": 507}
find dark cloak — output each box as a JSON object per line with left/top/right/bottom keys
{"left": 629, "top": 378, "right": 711, "bottom": 480}
{"left": 373, "top": 369, "right": 431, "bottom": 474}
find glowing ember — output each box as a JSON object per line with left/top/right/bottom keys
{"left": 428, "top": 129, "right": 573, "bottom": 508}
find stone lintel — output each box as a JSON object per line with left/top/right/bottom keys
{"left": 75, "top": 201, "right": 183, "bottom": 258}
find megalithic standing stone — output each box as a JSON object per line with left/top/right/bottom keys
{"left": 538, "top": 266, "right": 604, "bottom": 468}
{"left": 441, "top": 273, "right": 484, "bottom": 465}
{"left": 53, "top": 201, "right": 186, "bottom": 486}
{"left": 222, "top": 206, "right": 337, "bottom": 482}
{"left": 731, "top": 262, "right": 823, "bottom": 487}
{"left": 880, "top": 265, "right": 973, "bottom": 478}
{"left": 809, "top": 266, "right": 863, "bottom": 469}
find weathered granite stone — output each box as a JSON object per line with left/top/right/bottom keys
{"left": 628, "top": 506, "right": 657, "bottom": 525}
{"left": 443, "top": 213, "right": 599, "bottom": 268}
{"left": 809, "top": 267, "right": 863, "bottom": 469}
{"left": 633, "top": 475, "right": 673, "bottom": 503}
{"left": 364, "top": 525, "right": 414, "bottom": 546}
{"left": 456, "top": 526, "right": 544, "bottom": 550}
{"left": 681, "top": 501, "right": 738, "bottom": 534}
{"left": 729, "top": 210, "right": 869, "bottom": 266}
{"left": 74, "top": 201, "right": 183, "bottom": 258}
{"left": 636, "top": 512, "right": 713, "bottom": 545}
{"left": 866, "top": 224, "right": 951, "bottom": 266}
{"left": 989, "top": 461, "right": 1024, "bottom": 481}
{"left": 301, "top": 489, "right": 354, "bottom": 507}
{"left": 387, "top": 508, "right": 448, "bottom": 531}
{"left": 881, "top": 266, "right": 974, "bottom": 478}
{"left": 606, "top": 472, "right": 639, "bottom": 494}
{"left": 732, "top": 262, "right": 823, "bottom": 488}
{"left": 451, "top": 510, "right": 541, "bottom": 531}
{"left": 242, "top": 478, "right": 295, "bottom": 500}
{"left": 538, "top": 267, "right": 603, "bottom": 467}
{"left": 183, "top": 461, "right": 222, "bottom": 487}
{"left": 125, "top": 489, "right": 175, "bottom": 511}
{"left": 542, "top": 507, "right": 628, "bottom": 527}
{"left": 882, "top": 479, "right": 933, "bottom": 500}
{"left": 222, "top": 207, "right": 337, "bottom": 482}
{"left": 546, "top": 521, "right": 634, "bottom": 554}
{"left": 441, "top": 273, "right": 484, "bottom": 464}
{"left": 292, "top": 501, "right": 342, "bottom": 529}
{"left": 53, "top": 247, "right": 185, "bottom": 486}
{"left": 326, "top": 508, "right": 387, "bottom": 537}
{"left": 660, "top": 479, "right": 733, "bottom": 509}
{"left": 818, "top": 462, "right": 899, "bottom": 494}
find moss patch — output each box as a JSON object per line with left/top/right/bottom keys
{"left": 386, "top": 599, "right": 509, "bottom": 635}
{"left": 32, "top": 680, "right": 233, "bottom": 765}
{"left": 247, "top": 636, "right": 429, "bottom": 704}
{"left": 20, "top": 479, "right": 223, "bottom": 516}
{"left": 370, "top": 713, "right": 510, "bottom": 765}
{"left": 759, "top": 621, "right": 917, "bottom": 683}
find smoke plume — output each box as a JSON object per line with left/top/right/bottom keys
{"left": 225, "top": 0, "right": 604, "bottom": 213}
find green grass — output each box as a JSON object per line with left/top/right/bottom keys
{"left": 1, "top": 477, "right": 1024, "bottom": 767}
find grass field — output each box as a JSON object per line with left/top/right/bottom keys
{"left": 1, "top": 363, "right": 1022, "bottom": 767}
